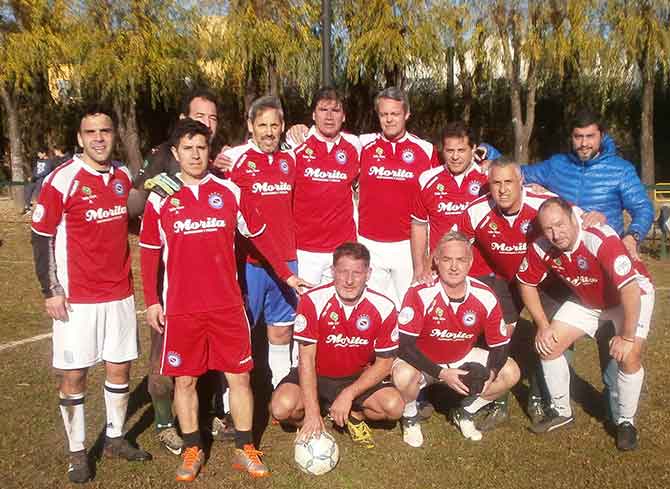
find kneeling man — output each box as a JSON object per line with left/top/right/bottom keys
{"left": 393, "top": 231, "right": 520, "bottom": 446}
{"left": 271, "top": 242, "right": 404, "bottom": 448}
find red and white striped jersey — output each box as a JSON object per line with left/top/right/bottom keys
{"left": 227, "top": 141, "right": 297, "bottom": 263}
{"left": 293, "top": 284, "right": 398, "bottom": 378}
{"left": 31, "top": 156, "right": 132, "bottom": 303}
{"left": 398, "top": 277, "right": 508, "bottom": 365}
{"left": 517, "top": 218, "right": 653, "bottom": 310}
{"left": 293, "top": 127, "right": 361, "bottom": 252}
{"left": 459, "top": 188, "right": 551, "bottom": 280}
{"left": 358, "top": 132, "right": 438, "bottom": 242}
{"left": 139, "top": 173, "right": 290, "bottom": 316}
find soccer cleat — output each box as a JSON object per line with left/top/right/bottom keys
{"left": 346, "top": 419, "right": 375, "bottom": 449}
{"left": 211, "top": 414, "right": 236, "bottom": 442}
{"left": 529, "top": 408, "right": 575, "bottom": 434}
{"left": 616, "top": 422, "right": 639, "bottom": 451}
{"left": 67, "top": 449, "right": 91, "bottom": 484}
{"left": 476, "top": 401, "right": 510, "bottom": 432}
{"left": 158, "top": 426, "right": 184, "bottom": 455}
{"left": 527, "top": 396, "right": 546, "bottom": 426}
{"left": 417, "top": 399, "right": 435, "bottom": 421}
{"left": 232, "top": 444, "right": 270, "bottom": 478}
{"left": 452, "top": 408, "right": 483, "bottom": 441}
{"left": 175, "top": 446, "right": 205, "bottom": 482}
{"left": 401, "top": 415, "right": 424, "bottom": 448}
{"left": 103, "top": 436, "right": 153, "bottom": 461}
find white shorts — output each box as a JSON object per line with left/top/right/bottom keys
{"left": 358, "top": 236, "right": 412, "bottom": 307}
{"left": 553, "top": 291, "right": 655, "bottom": 340}
{"left": 297, "top": 249, "right": 334, "bottom": 286}
{"left": 392, "top": 347, "right": 489, "bottom": 391}
{"left": 52, "top": 295, "right": 139, "bottom": 369}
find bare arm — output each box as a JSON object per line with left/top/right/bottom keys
{"left": 297, "top": 343, "right": 325, "bottom": 439}
{"left": 410, "top": 221, "right": 431, "bottom": 284}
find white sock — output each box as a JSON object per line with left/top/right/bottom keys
{"left": 290, "top": 340, "right": 300, "bottom": 368}
{"left": 104, "top": 381, "right": 129, "bottom": 438}
{"left": 268, "top": 343, "right": 291, "bottom": 389}
{"left": 541, "top": 356, "right": 572, "bottom": 417}
{"left": 617, "top": 367, "right": 644, "bottom": 425}
{"left": 222, "top": 388, "right": 230, "bottom": 414}
{"left": 403, "top": 400, "right": 418, "bottom": 418}
{"left": 59, "top": 392, "right": 86, "bottom": 452}
{"left": 463, "top": 396, "right": 493, "bottom": 415}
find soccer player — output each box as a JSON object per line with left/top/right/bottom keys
{"left": 410, "top": 121, "right": 493, "bottom": 285}
{"left": 270, "top": 242, "right": 403, "bottom": 448}
{"left": 226, "top": 95, "right": 304, "bottom": 389}
{"left": 129, "top": 89, "right": 233, "bottom": 454}
{"left": 392, "top": 231, "right": 520, "bottom": 446}
{"left": 140, "top": 118, "right": 309, "bottom": 481}
{"left": 517, "top": 197, "right": 654, "bottom": 451}
{"left": 22, "top": 150, "right": 53, "bottom": 215}
{"left": 31, "top": 105, "right": 151, "bottom": 484}
{"left": 290, "top": 87, "right": 361, "bottom": 285}
{"left": 357, "top": 87, "right": 438, "bottom": 306}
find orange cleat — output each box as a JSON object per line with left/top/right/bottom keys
{"left": 231, "top": 444, "right": 270, "bottom": 478}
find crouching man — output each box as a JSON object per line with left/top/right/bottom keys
{"left": 392, "top": 231, "right": 520, "bottom": 446}
{"left": 271, "top": 242, "right": 404, "bottom": 448}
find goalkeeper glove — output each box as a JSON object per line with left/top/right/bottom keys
{"left": 144, "top": 172, "right": 183, "bottom": 198}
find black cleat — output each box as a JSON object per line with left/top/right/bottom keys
{"left": 529, "top": 408, "right": 574, "bottom": 434}
{"left": 616, "top": 422, "right": 639, "bottom": 451}
{"left": 476, "top": 401, "right": 510, "bottom": 432}
{"left": 67, "top": 449, "right": 91, "bottom": 484}
{"left": 103, "top": 437, "right": 153, "bottom": 461}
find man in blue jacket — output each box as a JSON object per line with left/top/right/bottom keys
{"left": 521, "top": 109, "right": 654, "bottom": 424}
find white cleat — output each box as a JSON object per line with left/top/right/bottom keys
{"left": 453, "top": 409, "right": 483, "bottom": 441}
{"left": 401, "top": 417, "right": 424, "bottom": 448}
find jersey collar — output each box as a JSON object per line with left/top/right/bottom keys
{"left": 380, "top": 131, "right": 409, "bottom": 144}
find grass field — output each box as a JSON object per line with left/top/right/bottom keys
{"left": 1, "top": 200, "right": 669, "bottom": 489}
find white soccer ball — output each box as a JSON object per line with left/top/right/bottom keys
{"left": 294, "top": 431, "right": 340, "bottom": 475}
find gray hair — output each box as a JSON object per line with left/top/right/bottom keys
{"left": 435, "top": 230, "right": 472, "bottom": 257}
{"left": 489, "top": 157, "right": 522, "bottom": 178}
{"left": 248, "top": 95, "right": 284, "bottom": 123}
{"left": 374, "top": 87, "right": 410, "bottom": 114}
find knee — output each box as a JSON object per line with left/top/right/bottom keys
{"left": 268, "top": 326, "right": 292, "bottom": 345}
{"left": 392, "top": 363, "right": 420, "bottom": 393}
{"left": 501, "top": 359, "right": 521, "bottom": 387}
{"left": 620, "top": 353, "right": 643, "bottom": 375}
{"left": 175, "top": 376, "right": 197, "bottom": 391}
{"left": 105, "top": 361, "right": 131, "bottom": 384}
{"left": 380, "top": 390, "right": 405, "bottom": 420}
{"left": 148, "top": 374, "right": 174, "bottom": 399}
{"left": 271, "top": 390, "right": 300, "bottom": 421}
{"left": 60, "top": 369, "right": 87, "bottom": 393}
{"left": 226, "top": 372, "right": 251, "bottom": 392}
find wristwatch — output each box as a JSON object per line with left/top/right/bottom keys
{"left": 624, "top": 231, "right": 641, "bottom": 243}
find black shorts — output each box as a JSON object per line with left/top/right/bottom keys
{"left": 278, "top": 368, "right": 393, "bottom": 412}
{"left": 476, "top": 273, "right": 576, "bottom": 324}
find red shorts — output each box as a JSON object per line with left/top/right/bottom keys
{"left": 160, "top": 306, "right": 253, "bottom": 376}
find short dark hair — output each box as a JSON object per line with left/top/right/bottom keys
{"left": 180, "top": 88, "right": 219, "bottom": 117}
{"left": 311, "top": 86, "right": 345, "bottom": 112}
{"left": 333, "top": 242, "right": 370, "bottom": 268}
{"left": 441, "top": 121, "right": 474, "bottom": 146}
{"left": 538, "top": 196, "right": 573, "bottom": 217}
{"left": 248, "top": 95, "right": 284, "bottom": 122}
{"left": 79, "top": 104, "right": 116, "bottom": 131}
{"left": 170, "top": 119, "right": 211, "bottom": 148}
{"left": 571, "top": 109, "right": 605, "bottom": 132}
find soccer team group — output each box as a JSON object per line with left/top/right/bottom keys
{"left": 29, "top": 86, "right": 656, "bottom": 484}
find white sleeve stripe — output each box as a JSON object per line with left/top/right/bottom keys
{"left": 30, "top": 228, "right": 54, "bottom": 237}
{"left": 616, "top": 275, "right": 638, "bottom": 290}
{"left": 375, "top": 345, "right": 399, "bottom": 352}
{"left": 488, "top": 339, "right": 511, "bottom": 348}
{"left": 139, "top": 242, "right": 162, "bottom": 249}
{"left": 399, "top": 329, "right": 420, "bottom": 337}
{"left": 516, "top": 275, "right": 543, "bottom": 286}
{"left": 293, "top": 334, "right": 317, "bottom": 343}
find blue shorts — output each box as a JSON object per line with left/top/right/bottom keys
{"left": 245, "top": 261, "right": 298, "bottom": 327}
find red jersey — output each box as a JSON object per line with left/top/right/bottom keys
{"left": 358, "top": 132, "right": 437, "bottom": 242}
{"left": 139, "top": 173, "right": 292, "bottom": 316}
{"left": 227, "top": 141, "right": 297, "bottom": 263}
{"left": 517, "top": 219, "right": 653, "bottom": 310}
{"left": 398, "top": 277, "right": 508, "bottom": 364}
{"left": 293, "top": 128, "right": 361, "bottom": 252}
{"left": 459, "top": 188, "right": 551, "bottom": 281}
{"left": 31, "top": 156, "right": 132, "bottom": 303}
{"left": 412, "top": 163, "right": 490, "bottom": 275}
{"left": 293, "top": 284, "right": 398, "bottom": 378}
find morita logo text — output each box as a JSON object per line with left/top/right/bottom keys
{"left": 368, "top": 166, "right": 414, "bottom": 179}
{"left": 325, "top": 334, "right": 369, "bottom": 347}
{"left": 490, "top": 242, "right": 527, "bottom": 253}
{"left": 437, "top": 202, "right": 468, "bottom": 214}
{"left": 430, "top": 329, "right": 474, "bottom": 340}
{"left": 251, "top": 181, "right": 292, "bottom": 194}
{"left": 85, "top": 206, "right": 127, "bottom": 222}
{"left": 304, "top": 167, "right": 347, "bottom": 180}
{"left": 174, "top": 217, "right": 226, "bottom": 234}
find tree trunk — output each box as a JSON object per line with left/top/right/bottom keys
{"left": 113, "top": 95, "right": 143, "bottom": 176}
{"left": 458, "top": 52, "right": 472, "bottom": 124}
{"left": 0, "top": 84, "right": 25, "bottom": 208}
{"left": 509, "top": 83, "right": 530, "bottom": 164}
{"left": 639, "top": 62, "right": 655, "bottom": 185}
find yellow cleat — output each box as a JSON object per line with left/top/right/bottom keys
{"left": 346, "top": 419, "right": 375, "bottom": 449}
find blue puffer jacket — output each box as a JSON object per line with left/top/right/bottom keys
{"left": 521, "top": 135, "right": 654, "bottom": 237}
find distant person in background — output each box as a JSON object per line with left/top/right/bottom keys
{"left": 22, "top": 151, "right": 53, "bottom": 215}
